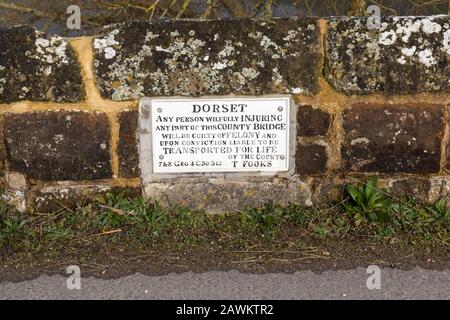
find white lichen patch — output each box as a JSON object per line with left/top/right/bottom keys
{"left": 145, "top": 31, "right": 159, "bottom": 41}
{"left": 271, "top": 67, "right": 283, "bottom": 86}
{"left": 422, "top": 18, "right": 442, "bottom": 34}
{"left": 395, "top": 19, "right": 422, "bottom": 43}
{"left": 417, "top": 48, "right": 436, "bottom": 67}
{"left": 218, "top": 40, "right": 235, "bottom": 58}
{"left": 2, "top": 190, "right": 26, "bottom": 213}
{"left": 212, "top": 62, "right": 227, "bottom": 70}
{"left": 443, "top": 29, "right": 450, "bottom": 54}
{"left": 155, "top": 45, "right": 170, "bottom": 53}
{"left": 104, "top": 47, "right": 116, "bottom": 59}
{"left": 379, "top": 17, "right": 448, "bottom": 67}
{"left": 291, "top": 87, "right": 304, "bottom": 94}
{"left": 397, "top": 46, "right": 418, "bottom": 65}
{"left": 248, "top": 27, "right": 303, "bottom": 61}
{"left": 94, "top": 29, "right": 120, "bottom": 60}
{"left": 0, "top": 77, "right": 6, "bottom": 94}
{"left": 327, "top": 15, "right": 449, "bottom": 93}
{"left": 53, "top": 134, "right": 65, "bottom": 144}
{"left": 43, "top": 66, "right": 52, "bottom": 76}
{"left": 350, "top": 137, "right": 370, "bottom": 146}
{"left": 379, "top": 30, "right": 397, "bottom": 45}
{"left": 401, "top": 46, "right": 416, "bottom": 57}
{"left": 397, "top": 56, "right": 406, "bottom": 65}
{"left": 261, "top": 35, "right": 278, "bottom": 50}
{"left": 283, "top": 30, "right": 298, "bottom": 41}
{"left": 18, "top": 86, "right": 31, "bottom": 99}
{"left": 241, "top": 67, "right": 260, "bottom": 80}
{"left": 213, "top": 40, "right": 237, "bottom": 69}
{"left": 34, "top": 31, "right": 69, "bottom": 65}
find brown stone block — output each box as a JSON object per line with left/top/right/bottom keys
{"left": 342, "top": 103, "right": 444, "bottom": 173}
{"left": 297, "top": 105, "right": 331, "bottom": 137}
{"left": 118, "top": 109, "right": 140, "bottom": 178}
{"left": 296, "top": 143, "right": 328, "bottom": 175}
{"left": 4, "top": 110, "right": 112, "bottom": 180}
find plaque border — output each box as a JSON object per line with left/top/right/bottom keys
{"left": 139, "top": 95, "right": 297, "bottom": 183}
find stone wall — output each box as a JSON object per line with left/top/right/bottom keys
{"left": 0, "top": 16, "right": 449, "bottom": 213}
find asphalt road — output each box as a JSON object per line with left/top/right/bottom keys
{"left": 0, "top": 267, "right": 448, "bottom": 299}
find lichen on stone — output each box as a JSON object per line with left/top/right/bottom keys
{"left": 33, "top": 32, "right": 69, "bottom": 65}
{"left": 325, "top": 15, "right": 450, "bottom": 95}
{"left": 0, "top": 26, "right": 84, "bottom": 103}
{"left": 93, "top": 18, "right": 321, "bottom": 100}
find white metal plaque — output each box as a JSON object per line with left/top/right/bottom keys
{"left": 143, "top": 97, "right": 290, "bottom": 174}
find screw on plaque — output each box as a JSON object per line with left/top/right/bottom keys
{"left": 278, "top": 106, "right": 283, "bottom": 112}
{"left": 159, "top": 155, "right": 164, "bottom": 160}
{"left": 280, "top": 155, "right": 285, "bottom": 160}
{"left": 157, "top": 107, "right": 163, "bottom": 113}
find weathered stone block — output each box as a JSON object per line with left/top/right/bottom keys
{"left": 30, "top": 184, "right": 141, "bottom": 212}
{"left": 118, "top": 109, "right": 139, "bottom": 178}
{"left": 93, "top": 18, "right": 321, "bottom": 100}
{"left": 0, "top": 26, "right": 84, "bottom": 103}
{"left": 326, "top": 16, "right": 450, "bottom": 94}
{"left": 429, "top": 176, "right": 450, "bottom": 202}
{"left": 4, "top": 111, "right": 112, "bottom": 180}
{"left": 388, "top": 177, "right": 431, "bottom": 202}
{"left": 342, "top": 103, "right": 444, "bottom": 173}
{"left": 143, "top": 178, "right": 312, "bottom": 214}
{"left": 311, "top": 177, "right": 345, "bottom": 203}
{"left": 295, "top": 143, "right": 328, "bottom": 175}
{"left": 2, "top": 172, "right": 27, "bottom": 213}
{"left": 297, "top": 105, "right": 331, "bottom": 136}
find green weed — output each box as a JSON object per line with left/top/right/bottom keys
{"left": 0, "top": 215, "right": 31, "bottom": 250}
{"left": 242, "top": 202, "right": 285, "bottom": 231}
{"left": 344, "top": 177, "right": 392, "bottom": 225}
